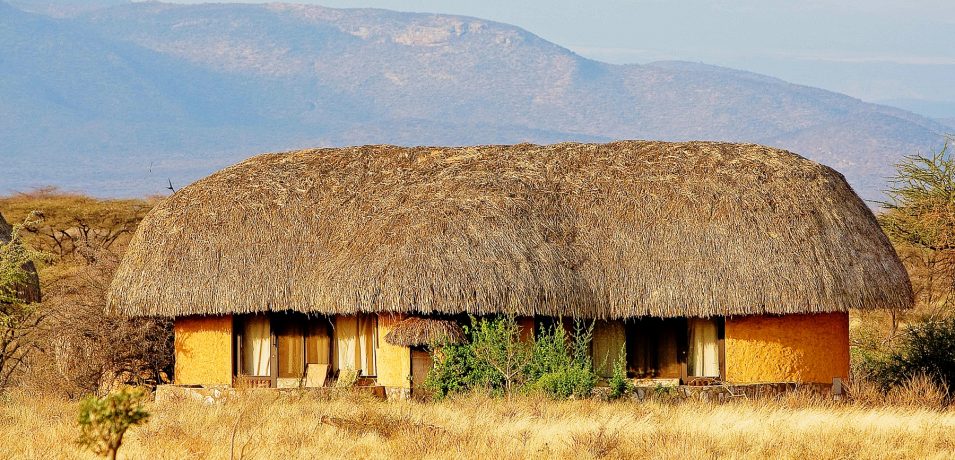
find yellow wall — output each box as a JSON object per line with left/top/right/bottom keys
{"left": 376, "top": 313, "right": 411, "bottom": 388}
{"left": 172, "top": 312, "right": 848, "bottom": 387}
{"left": 725, "top": 312, "right": 849, "bottom": 384}
{"left": 174, "top": 315, "right": 233, "bottom": 385}
{"left": 592, "top": 320, "right": 626, "bottom": 377}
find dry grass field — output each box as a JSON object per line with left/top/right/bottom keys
{"left": 2, "top": 389, "right": 954, "bottom": 460}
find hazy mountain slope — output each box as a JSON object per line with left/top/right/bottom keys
{"left": 0, "top": 2, "right": 310, "bottom": 190}
{"left": 0, "top": 2, "right": 947, "bottom": 199}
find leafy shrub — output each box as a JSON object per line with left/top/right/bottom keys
{"left": 878, "top": 318, "right": 955, "bottom": 396}
{"left": 76, "top": 386, "right": 150, "bottom": 460}
{"left": 426, "top": 316, "right": 599, "bottom": 400}
{"left": 0, "top": 213, "right": 46, "bottom": 391}
{"left": 533, "top": 365, "right": 598, "bottom": 399}
{"left": 468, "top": 316, "right": 528, "bottom": 394}
{"left": 424, "top": 341, "right": 480, "bottom": 399}
{"left": 649, "top": 383, "right": 681, "bottom": 402}
{"left": 607, "top": 345, "right": 633, "bottom": 400}
{"left": 424, "top": 317, "right": 519, "bottom": 399}
{"left": 526, "top": 322, "right": 572, "bottom": 380}
{"left": 528, "top": 319, "right": 598, "bottom": 399}
{"left": 850, "top": 327, "right": 890, "bottom": 383}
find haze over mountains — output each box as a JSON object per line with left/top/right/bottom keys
{"left": 1, "top": 1, "right": 949, "bottom": 200}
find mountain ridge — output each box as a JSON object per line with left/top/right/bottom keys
{"left": 0, "top": 1, "right": 947, "bottom": 199}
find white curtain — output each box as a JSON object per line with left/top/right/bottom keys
{"left": 242, "top": 316, "right": 271, "bottom": 377}
{"left": 688, "top": 318, "right": 719, "bottom": 377}
{"left": 357, "top": 315, "right": 377, "bottom": 376}
{"left": 306, "top": 321, "right": 331, "bottom": 365}
{"left": 335, "top": 315, "right": 377, "bottom": 376}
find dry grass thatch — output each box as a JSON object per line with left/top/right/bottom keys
{"left": 109, "top": 141, "right": 912, "bottom": 318}
{"left": 0, "top": 212, "right": 40, "bottom": 304}
{"left": 384, "top": 317, "right": 466, "bottom": 347}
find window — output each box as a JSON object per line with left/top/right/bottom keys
{"left": 333, "top": 314, "right": 378, "bottom": 377}
{"left": 305, "top": 320, "right": 332, "bottom": 366}
{"left": 625, "top": 317, "right": 724, "bottom": 382}
{"left": 236, "top": 315, "right": 271, "bottom": 377}
{"left": 626, "top": 318, "right": 683, "bottom": 379}
{"left": 234, "top": 313, "right": 333, "bottom": 385}
{"left": 688, "top": 318, "right": 721, "bottom": 378}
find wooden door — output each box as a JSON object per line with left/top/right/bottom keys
{"left": 411, "top": 348, "right": 433, "bottom": 390}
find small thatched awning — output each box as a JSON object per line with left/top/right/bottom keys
{"left": 109, "top": 141, "right": 913, "bottom": 318}
{"left": 0, "top": 212, "right": 40, "bottom": 304}
{"left": 384, "top": 317, "right": 466, "bottom": 347}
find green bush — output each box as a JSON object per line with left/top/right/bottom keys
{"left": 424, "top": 317, "right": 519, "bottom": 399}
{"left": 424, "top": 340, "right": 480, "bottom": 399}
{"left": 425, "top": 316, "right": 599, "bottom": 400}
{"left": 526, "top": 322, "right": 572, "bottom": 380}
{"left": 76, "top": 386, "right": 150, "bottom": 460}
{"left": 469, "top": 316, "right": 529, "bottom": 394}
{"left": 879, "top": 318, "right": 955, "bottom": 395}
{"left": 607, "top": 344, "right": 632, "bottom": 400}
{"left": 533, "top": 364, "right": 598, "bottom": 399}
{"left": 0, "top": 213, "right": 45, "bottom": 390}
{"left": 528, "top": 319, "right": 598, "bottom": 399}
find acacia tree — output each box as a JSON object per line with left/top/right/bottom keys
{"left": 879, "top": 139, "right": 955, "bottom": 327}
{"left": 1, "top": 192, "right": 170, "bottom": 396}
{"left": 0, "top": 213, "right": 45, "bottom": 390}
{"left": 0, "top": 188, "right": 151, "bottom": 258}
{"left": 37, "top": 245, "right": 172, "bottom": 397}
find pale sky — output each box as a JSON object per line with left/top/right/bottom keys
{"left": 165, "top": 0, "right": 955, "bottom": 117}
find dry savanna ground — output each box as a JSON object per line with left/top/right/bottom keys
{"left": 2, "top": 389, "right": 955, "bottom": 460}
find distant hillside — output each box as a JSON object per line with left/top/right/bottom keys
{"left": 0, "top": 1, "right": 947, "bottom": 200}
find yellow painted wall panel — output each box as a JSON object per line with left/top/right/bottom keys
{"left": 592, "top": 320, "right": 625, "bottom": 377}
{"left": 725, "top": 312, "right": 849, "bottom": 384}
{"left": 174, "top": 315, "right": 233, "bottom": 385}
{"left": 376, "top": 313, "right": 411, "bottom": 388}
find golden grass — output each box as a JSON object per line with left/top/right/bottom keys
{"left": 2, "top": 390, "right": 954, "bottom": 459}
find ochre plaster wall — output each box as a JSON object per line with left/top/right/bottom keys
{"left": 174, "top": 315, "right": 233, "bottom": 385}
{"left": 376, "top": 313, "right": 411, "bottom": 388}
{"left": 725, "top": 312, "right": 849, "bottom": 384}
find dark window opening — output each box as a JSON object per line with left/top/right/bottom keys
{"left": 626, "top": 317, "right": 684, "bottom": 379}
{"left": 625, "top": 317, "right": 724, "bottom": 382}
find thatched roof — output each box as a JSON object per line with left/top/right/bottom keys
{"left": 109, "top": 141, "right": 912, "bottom": 318}
{"left": 384, "top": 317, "right": 466, "bottom": 347}
{"left": 0, "top": 212, "right": 40, "bottom": 304}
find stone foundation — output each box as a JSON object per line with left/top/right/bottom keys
{"left": 154, "top": 384, "right": 387, "bottom": 404}
{"left": 626, "top": 382, "right": 841, "bottom": 402}
{"left": 384, "top": 387, "right": 412, "bottom": 400}
{"left": 156, "top": 380, "right": 843, "bottom": 405}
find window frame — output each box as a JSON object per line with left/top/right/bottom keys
{"left": 232, "top": 313, "right": 337, "bottom": 388}
{"left": 232, "top": 314, "right": 275, "bottom": 387}
{"left": 354, "top": 312, "right": 379, "bottom": 378}
{"left": 624, "top": 316, "right": 726, "bottom": 384}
